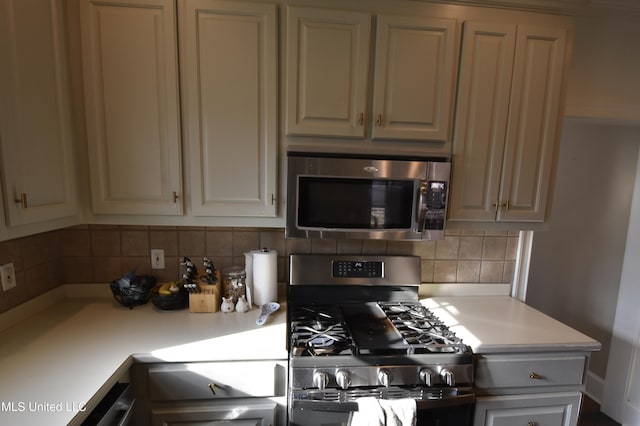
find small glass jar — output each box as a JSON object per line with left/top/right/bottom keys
{"left": 221, "top": 266, "right": 246, "bottom": 303}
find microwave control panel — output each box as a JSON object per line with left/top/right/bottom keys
{"left": 425, "top": 181, "right": 447, "bottom": 230}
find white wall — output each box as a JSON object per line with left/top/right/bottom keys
{"left": 526, "top": 120, "right": 639, "bottom": 383}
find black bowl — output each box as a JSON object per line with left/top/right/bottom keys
{"left": 110, "top": 275, "right": 156, "bottom": 308}
{"left": 150, "top": 284, "right": 189, "bottom": 310}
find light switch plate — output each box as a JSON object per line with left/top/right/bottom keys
{"left": 151, "top": 249, "right": 165, "bottom": 269}
{"left": 1, "top": 263, "right": 16, "bottom": 291}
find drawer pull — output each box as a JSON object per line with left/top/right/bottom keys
{"left": 529, "top": 372, "right": 544, "bottom": 380}
{"left": 208, "top": 383, "right": 216, "bottom": 395}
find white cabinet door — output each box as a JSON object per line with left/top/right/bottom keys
{"left": 499, "top": 25, "right": 567, "bottom": 222}
{"left": 181, "top": 0, "right": 277, "bottom": 217}
{"left": 285, "top": 6, "right": 371, "bottom": 138}
{"left": 372, "top": 15, "right": 457, "bottom": 141}
{"left": 473, "top": 392, "right": 581, "bottom": 426}
{"left": 0, "top": 0, "right": 78, "bottom": 226}
{"left": 80, "top": 0, "right": 183, "bottom": 215}
{"left": 449, "top": 21, "right": 516, "bottom": 222}
{"left": 450, "top": 22, "right": 567, "bottom": 223}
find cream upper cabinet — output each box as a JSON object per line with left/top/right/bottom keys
{"left": 285, "top": 6, "right": 371, "bottom": 138}
{"left": 285, "top": 7, "right": 457, "bottom": 143}
{"left": 80, "top": 0, "right": 183, "bottom": 215}
{"left": 449, "top": 21, "right": 568, "bottom": 223}
{"left": 0, "top": 0, "right": 78, "bottom": 226}
{"left": 180, "top": 0, "right": 277, "bottom": 217}
{"left": 371, "top": 15, "right": 457, "bottom": 141}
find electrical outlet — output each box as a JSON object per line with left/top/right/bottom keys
{"left": 151, "top": 249, "right": 165, "bottom": 269}
{"left": 1, "top": 263, "right": 16, "bottom": 291}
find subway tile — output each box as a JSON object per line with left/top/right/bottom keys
{"left": 232, "top": 230, "right": 260, "bottom": 257}
{"left": 206, "top": 230, "right": 233, "bottom": 258}
{"left": 506, "top": 236, "right": 519, "bottom": 261}
{"left": 150, "top": 229, "right": 179, "bottom": 256}
{"left": 482, "top": 237, "right": 507, "bottom": 260}
{"left": 435, "top": 236, "right": 459, "bottom": 260}
{"left": 362, "top": 239, "right": 387, "bottom": 254}
{"left": 480, "top": 261, "right": 505, "bottom": 283}
{"left": 122, "top": 256, "right": 151, "bottom": 277}
{"left": 178, "top": 229, "right": 206, "bottom": 258}
{"left": 459, "top": 236, "right": 483, "bottom": 260}
{"left": 0, "top": 239, "right": 23, "bottom": 270}
{"left": 62, "top": 228, "right": 91, "bottom": 257}
{"left": 21, "top": 234, "right": 49, "bottom": 268}
{"left": 285, "top": 238, "right": 311, "bottom": 255}
{"left": 310, "top": 239, "right": 337, "bottom": 254}
{"left": 260, "top": 230, "right": 286, "bottom": 254}
{"left": 387, "top": 241, "right": 414, "bottom": 255}
{"left": 92, "top": 257, "right": 122, "bottom": 283}
{"left": 457, "top": 260, "right": 481, "bottom": 282}
{"left": 337, "top": 240, "right": 363, "bottom": 254}
{"left": 121, "top": 230, "right": 149, "bottom": 257}
{"left": 62, "top": 257, "right": 94, "bottom": 283}
{"left": 412, "top": 240, "right": 436, "bottom": 259}
{"left": 434, "top": 260, "right": 457, "bottom": 282}
{"left": 421, "top": 259, "right": 434, "bottom": 283}
{"left": 503, "top": 260, "right": 516, "bottom": 283}
{"left": 91, "top": 230, "right": 121, "bottom": 257}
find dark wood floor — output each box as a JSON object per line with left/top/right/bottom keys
{"left": 579, "top": 396, "right": 620, "bottom": 426}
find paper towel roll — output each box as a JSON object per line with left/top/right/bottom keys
{"left": 252, "top": 249, "right": 277, "bottom": 306}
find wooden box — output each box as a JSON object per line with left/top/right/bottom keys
{"left": 189, "top": 270, "right": 222, "bottom": 313}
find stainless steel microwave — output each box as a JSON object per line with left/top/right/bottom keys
{"left": 286, "top": 152, "right": 451, "bottom": 240}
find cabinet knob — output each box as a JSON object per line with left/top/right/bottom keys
{"left": 14, "top": 192, "right": 27, "bottom": 209}
{"left": 208, "top": 383, "right": 216, "bottom": 395}
{"left": 528, "top": 422, "right": 536, "bottom": 426}
{"left": 529, "top": 372, "right": 544, "bottom": 380}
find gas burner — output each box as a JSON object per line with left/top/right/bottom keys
{"left": 290, "top": 305, "right": 354, "bottom": 356}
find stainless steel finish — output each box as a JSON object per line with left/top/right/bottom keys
{"left": 378, "top": 369, "right": 392, "bottom": 387}
{"left": 420, "top": 368, "right": 433, "bottom": 386}
{"left": 440, "top": 368, "right": 455, "bottom": 386}
{"left": 289, "top": 254, "right": 421, "bottom": 287}
{"left": 291, "top": 363, "right": 473, "bottom": 389}
{"left": 313, "top": 371, "right": 329, "bottom": 390}
{"left": 336, "top": 370, "right": 351, "bottom": 390}
{"left": 286, "top": 152, "right": 450, "bottom": 240}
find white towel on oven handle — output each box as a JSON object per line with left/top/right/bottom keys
{"left": 349, "top": 397, "right": 417, "bottom": 426}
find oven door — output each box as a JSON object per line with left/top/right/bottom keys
{"left": 289, "top": 390, "right": 474, "bottom": 426}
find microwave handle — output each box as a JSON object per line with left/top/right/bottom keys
{"left": 416, "top": 180, "right": 429, "bottom": 233}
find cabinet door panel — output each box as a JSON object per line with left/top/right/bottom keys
{"left": 182, "top": 0, "right": 277, "bottom": 217}
{"left": 286, "top": 7, "right": 371, "bottom": 137}
{"left": 372, "top": 15, "right": 457, "bottom": 141}
{"left": 0, "top": 0, "right": 78, "bottom": 226}
{"left": 81, "top": 0, "right": 183, "bottom": 215}
{"left": 499, "top": 25, "right": 567, "bottom": 222}
{"left": 474, "top": 392, "right": 581, "bottom": 426}
{"left": 449, "top": 21, "right": 516, "bottom": 221}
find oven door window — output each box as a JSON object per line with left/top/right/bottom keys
{"left": 298, "top": 177, "right": 415, "bottom": 229}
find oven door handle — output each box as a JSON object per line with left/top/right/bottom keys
{"left": 292, "top": 392, "right": 475, "bottom": 413}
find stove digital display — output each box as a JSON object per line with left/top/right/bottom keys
{"left": 332, "top": 261, "right": 383, "bottom": 278}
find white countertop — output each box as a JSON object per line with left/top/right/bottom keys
{"left": 422, "top": 296, "right": 601, "bottom": 353}
{"left": 0, "top": 295, "right": 287, "bottom": 426}
{"left": 0, "top": 291, "right": 600, "bottom": 426}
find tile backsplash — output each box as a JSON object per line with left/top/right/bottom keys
{"left": 0, "top": 225, "right": 519, "bottom": 313}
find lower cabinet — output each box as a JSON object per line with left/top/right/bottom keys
{"left": 131, "top": 360, "right": 287, "bottom": 426}
{"left": 473, "top": 353, "right": 588, "bottom": 426}
{"left": 473, "top": 392, "right": 582, "bottom": 426}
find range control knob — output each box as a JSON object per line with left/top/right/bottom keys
{"left": 313, "top": 371, "right": 329, "bottom": 390}
{"left": 336, "top": 370, "right": 351, "bottom": 390}
{"left": 440, "top": 368, "right": 455, "bottom": 386}
{"left": 378, "top": 369, "right": 392, "bottom": 387}
{"left": 419, "top": 369, "right": 434, "bottom": 387}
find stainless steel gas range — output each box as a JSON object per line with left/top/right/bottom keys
{"left": 287, "top": 254, "right": 475, "bottom": 426}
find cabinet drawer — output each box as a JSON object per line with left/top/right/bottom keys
{"left": 475, "top": 355, "right": 586, "bottom": 390}
{"left": 149, "top": 361, "right": 284, "bottom": 401}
